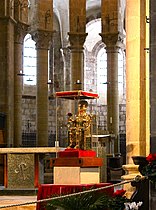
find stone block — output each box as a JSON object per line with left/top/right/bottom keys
{"left": 54, "top": 166, "right": 100, "bottom": 184}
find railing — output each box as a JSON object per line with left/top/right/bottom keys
{"left": 0, "top": 176, "right": 148, "bottom": 209}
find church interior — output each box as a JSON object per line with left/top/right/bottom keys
{"left": 0, "top": 0, "right": 156, "bottom": 209}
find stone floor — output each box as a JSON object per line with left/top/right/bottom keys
{"left": 0, "top": 196, "right": 37, "bottom": 210}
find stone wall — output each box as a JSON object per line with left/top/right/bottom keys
{"left": 21, "top": 96, "right": 126, "bottom": 135}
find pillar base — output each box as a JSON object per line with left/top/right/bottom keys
{"left": 122, "top": 164, "right": 141, "bottom": 198}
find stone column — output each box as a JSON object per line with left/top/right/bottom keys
{"left": 14, "top": 22, "right": 28, "bottom": 147}
{"left": 149, "top": 0, "right": 156, "bottom": 208}
{"left": 100, "top": 0, "right": 125, "bottom": 153}
{"left": 0, "top": 0, "right": 16, "bottom": 147}
{"left": 126, "top": 0, "right": 147, "bottom": 162}
{"left": 13, "top": 0, "right": 29, "bottom": 147}
{"left": 150, "top": 0, "right": 156, "bottom": 152}
{"left": 100, "top": 36, "right": 121, "bottom": 153}
{"left": 30, "top": 0, "right": 53, "bottom": 146}
{"left": 121, "top": 0, "right": 148, "bottom": 197}
{"left": 107, "top": 44, "right": 119, "bottom": 153}
{"left": 68, "top": 0, "right": 87, "bottom": 90}
{"left": 32, "top": 30, "right": 52, "bottom": 146}
{"left": 68, "top": 33, "right": 87, "bottom": 90}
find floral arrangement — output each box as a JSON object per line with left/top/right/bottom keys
{"left": 46, "top": 188, "right": 131, "bottom": 210}
{"left": 141, "top": 153, "right": 156, "bottom": 183}
{"left": 107, "top": 189, "right": 130, "bottom": 210}
{"left": 124, "top": 201, "right": 143, "bottom": 210}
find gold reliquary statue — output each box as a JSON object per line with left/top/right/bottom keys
{"left": 67, "top": 100, "right": 92, "bottom": 150}
{"left": 54, "top": 90, "right": 99, "bottom": 151}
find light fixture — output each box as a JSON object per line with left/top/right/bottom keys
{"left": 101, "top": 82, "right": 110, "bottom": 84}
{"left": 47, "top": 80, "right": 53, "bottom": 85}
{"left": 74, "top": 80, "right": 82, "bottom": 84}
{"left": 17, "top": 71, "right": 35, "bottom": 77}
{"left": 26, "top": 78, "right": 33, "bottom": 82}
{"left": 17, "top": 70, "right": 25, "bottom": 76}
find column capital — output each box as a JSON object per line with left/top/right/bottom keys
{"left": 99, "top": 32, "right": 125, "bottom": 49}
{"left": 68, "top": 32, "right": 88, "bottom": 50}
{"left": 14, "top": 21, "right": 29, "bottom": 44}
{"left": 31, "top": 30, "right": 53, "bottom": 50}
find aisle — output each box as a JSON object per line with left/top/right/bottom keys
{"left": 0, "top": 196, "right": 37, "bottom": 210}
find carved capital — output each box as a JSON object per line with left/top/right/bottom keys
{"left": 68, "top": 32, "right": 88, "bottom": 50}
{"left": 100, "top": 32, "right": 125, "bottom": 49}
{"left": 14, "top": 21, "right": 29, "bottom": 44}
{"left": 31, "top": 30, "right": 53, "bottom": 50}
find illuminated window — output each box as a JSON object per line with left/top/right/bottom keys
{"left": 23, "top": 34, "right": 36, "bottom": 85}
{"left": 85, "top": 19, "right": 125, "bottom": 105}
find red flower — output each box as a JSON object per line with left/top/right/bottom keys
{"left": 113, "top": 189, "right": 126, "bottom": 197}
{"left": 67, "top": 113, "right": 72, "bottom": 117}
{"left": 146, "top": 154, "right": 156, "bottom": 163}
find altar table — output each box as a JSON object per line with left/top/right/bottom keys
{"left": 0, "top": 147, "right": 59, "bottom": 189}
{"left": 36, "top": 183, "right": 114, "bottom": 210}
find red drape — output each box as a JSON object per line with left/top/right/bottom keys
{"left": 36, "top": 183, "right": 114, "bottom": 210}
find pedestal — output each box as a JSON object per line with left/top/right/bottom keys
{"left": 51, "top": 149, "right": 103, "bottom": 185}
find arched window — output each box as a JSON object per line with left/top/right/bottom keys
{"left": 23, "top": 34, "right": 36, "bottom": 85}
{"left": 85, "top": 19, "right": 125, "bottom": 105}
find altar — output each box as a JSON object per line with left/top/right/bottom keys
{"left": 0, "top": 147, "right": 59, "bottom": 191}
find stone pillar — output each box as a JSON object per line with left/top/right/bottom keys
{"left": 121, "top": 0, "right": 148, "bottom": 197}
{"left": 68, "top": 0, "right": 87, "bottom": 90}
{"left": 150, "top": 0, "right": 156, "bottom": 153}
{"left": 0, "top": 0, "right": 16, "bottom": 147}
{"left": 14, "top": 22, "right": 28, "bottom": 147}
{"left": 32, "top": 30, "right": 52, "bottom": 146}
{"left": 102, "top": 40, "right": 120, "bottom": 153}
{"left": 150, "top": 0, "right": 156, "bottom": 208}
{"left": 100, "top": 0, "right": 125, "bottom": 153}
{"left": 126, "top": 0, "right": 147, "bottom": 163}
{"left": 68, "top": 33, "right": 87, "bottom": 90}
{"left": 30, "top": 0, "right": 53, "bottom": 146}
{"left": 107, "top": 44, "right": 119, "bottom": 152}
{"left": 13, "top": 0, "right": 29, "bottom": 147}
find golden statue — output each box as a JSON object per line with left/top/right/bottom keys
{"left": 67, "top": 100, "right": 92, "bottom": 150}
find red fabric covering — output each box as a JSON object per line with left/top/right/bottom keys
{"left": 55, "top": 90, "right": 99, "bottom": 99}
{"left": 36, "top": 183, "right": 114, "bottom": 210}
{"left": 58, "top": 149, "right": 96, "bottom": 158}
